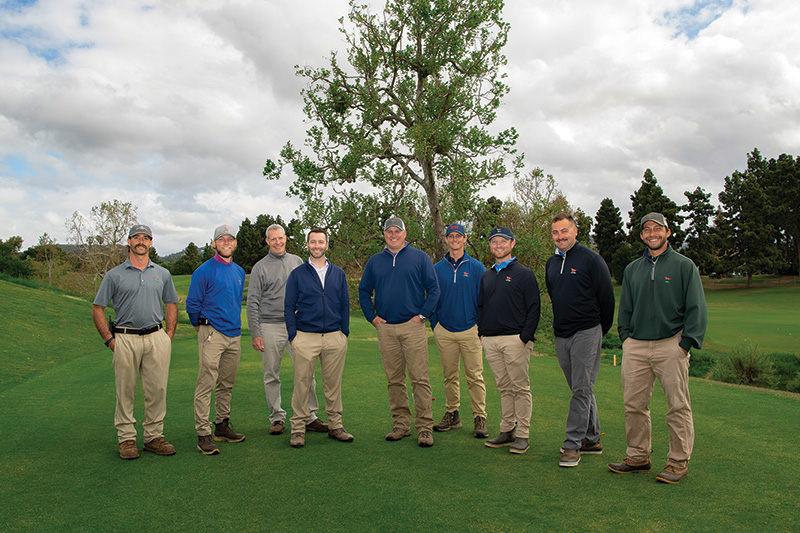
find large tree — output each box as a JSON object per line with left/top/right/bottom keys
{"left": 626, "top": 169, "right": 685, "bottom": 254}
{"left": 765, "top": 152, "right": 800, "bottom": 274}
{"left": 264, "top": 0, "right": 522, "bottom": 258}
{"left": 683, "top": 186, "right": 718, "bottom": 275}
{"left": 718, "top": 150, "right": 781, "bottom": 287}
{"left": 593, "top": 197, "right": 624, "bottom": 276}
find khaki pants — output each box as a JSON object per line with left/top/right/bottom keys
{"left": 482, "top": 335, "right": 532, "bottom": 438}
{"left": 433, "top": 324, "right": 486, "bottom": 418}
{"left": 194, "top": 325, "right": 241, "bottom": 436}
{"left": 290, "top": 331, "right": 348, "bottom": 434}
{"left": 376, "top": 320, "right": 434, "bottom": 433}
{"left": 622, "top": 332, "right": 694, "bottom": 469}
{"left": 113, "top": 330, "right": 172, "bottom": 443}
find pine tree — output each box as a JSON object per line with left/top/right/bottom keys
{"left": 627, "top": 169, "right": 684, "bottom": 254}
{"left": 593, "top": 197, "right": 625, "bottom": 276}
{"left": 683, "top": 186, "right": 717, "bottom": 274}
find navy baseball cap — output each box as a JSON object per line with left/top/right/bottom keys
{"left": 489, "top": 226, "right": 514, "bottom": 240}
{"left": 446, "top": 223, "right": 466, "bottom": 236}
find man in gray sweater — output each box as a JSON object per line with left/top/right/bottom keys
{"left": 246, "top": 224, "right": 327, "bottom": 435}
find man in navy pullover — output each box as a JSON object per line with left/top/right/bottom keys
{"left": 545, "top": 213, "right": 614, "bottom": 467}
{"left": 359, "top": 217, "right": 440, "bottom": 447}
{"left": 284, "top": 228, "right": 353, "bottom": 448}
{"left": 186, "top": 224, "right": 246, "bottom": 455}
{"left": 478, "top": 226, "right": 540, "bottom": 454}
{"left": 430, "top": 223, "right": 488, "bottom": 438}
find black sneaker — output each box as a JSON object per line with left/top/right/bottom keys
{"left": 197, "top": 434, "right": 220, "bottom": 455}
{"left": 433, "top": 410, "right": 462, "bottom": 432}
{"left": 214, "top": 418, "right": 246, "bottom": 443}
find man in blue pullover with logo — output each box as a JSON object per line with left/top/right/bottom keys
{"left": 186, "top": 224, "right": 247, "bottom": 455}
{"left": 430, "top": 223, "right": 488, "bottom": 438}
{"left": 546, "top": 213, "right": 615, "bottom": 468}
{"left": 359, "top": 217, "right": 440, "bottom": 447}
{"left": 284, "top": 228, "right": 353, "bottom": 448}
{"left": 478, "top": 226, "right": 540, "bottom": 455}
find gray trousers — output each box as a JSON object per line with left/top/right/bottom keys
{"left": 555, "top": 324, "right": 602, "bottom": 451}
{"left": 259, "top": 322, "right": 319, "bottom": 424}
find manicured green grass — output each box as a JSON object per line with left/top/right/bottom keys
{"left": 1, "top": 279, "right": 799, "bottom": 531}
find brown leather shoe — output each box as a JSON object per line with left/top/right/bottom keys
{"left": 385, "top": 427, "right": 412, "bottom": 441}
{"left": 144, "top": 437, "right": 176, "bottom": 456}
{"left": 656, "top": 465, "right": 688, "bottom": 484}
{"left": 197, "top": 434, "right": 220, "bottom": 455}
{"left": 328, "top": 427, "right": 354, "bottom": 442}
{"left": 418, "top": 430, "right": 434, "bottom": 447}
{"left": 305, "top": 418, "right": 329, "bottom": 432}
{"left": 269, "top": 420, "right": 285, "bottom": 435}
{"left": 290, "top": 432, "right": 305, "bottom": 448}
{"left": 119, "top": 440, "right": 139, "bottom": 460}
{"left": 214, "top": 418, "right": 246, "bottom": 443}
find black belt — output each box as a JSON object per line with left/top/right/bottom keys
{"left": 198, "top": 318, "right": 211, "bottom": 326}
{"left": 113, "top": 323, "right": 163, "bottom": 335}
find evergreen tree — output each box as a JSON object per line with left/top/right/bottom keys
{"left": 718, "top": 150, "right": 781, "bottom": 287}
{"left": 574, "top": 208, "right": 592, "bottom": 246}
{"left": 593, "top": 197, "right": 625, "bottom": 276}
{"left": 627, "top": 169, "right": 684, "bottom": 254}
{"left": 765, "top": 152, "right": 800, "bottom": 274}
{"left": 683, "top": 186, "right": 717, "bottom": 274}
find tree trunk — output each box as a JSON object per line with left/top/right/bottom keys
{"left": 420, "top": 158, "right": 447, "bottom": 259}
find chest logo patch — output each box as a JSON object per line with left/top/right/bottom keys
{"left": 505, "top": 276, "right": 512, "bottom": 282}
{"left": 664, "top": 276, "right": 672, "bottom": 283}
{"left": 570, "top": 268, "right": 577, "bottom": 275}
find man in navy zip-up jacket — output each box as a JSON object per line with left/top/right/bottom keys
{"left": 284, "top": 228, "right": 353, "bottom": 448}
{"left": 545, "top": 213, "right": 614, "bottom": 468}
{"left": 359, "top": 217, "right": 440, "bottom": 447}
{"left": 478, "top": 226, "right": 540, "bottom": 455}
{"left": 430, "top": 223, "right": 488, "bottom": 438}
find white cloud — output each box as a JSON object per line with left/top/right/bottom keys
{"left": 1, "top": 0, "right": 799, "bottom": 253}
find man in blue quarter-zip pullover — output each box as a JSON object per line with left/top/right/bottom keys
{"left": 546, "top": 213, "right": 615, "bottom": 468}
{"left": 478, "top": 226, "right": 540, "bottom": 455}
{"left": 430, "top": 223, "right": 488, "bottom": 438}
{"left": 284, "top": 228, "right": 353, "bottom": 448}
{"left": 359, "top": 217, "right": 440, "bottom": 447}
{"left": 186, "top": 224, "right": 247, "bottom": 455}
{"left": 608, "top": 212, "right": 707, "bottom": 484}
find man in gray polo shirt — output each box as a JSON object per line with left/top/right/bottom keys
{"left": 247, "top": 223, "right": 327, "bottom": 436}
{"left": 92, "top": 224, "right": 179, "bottom": 460}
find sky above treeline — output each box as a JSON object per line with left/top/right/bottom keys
{"left": 2, "top": 0, "right": 799, "bottom": 254}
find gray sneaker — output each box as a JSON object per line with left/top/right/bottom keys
{"left": 485, "top": 430, "right": 515, "bottom": 448}
{"left": 473, "top": 416, "right": 488, "bottom": 439}
{"left": 433, "top": 410, "right": 462, "bottom": 432}
{"left": 509, "top": 437, "right": 530, "bottom": 454}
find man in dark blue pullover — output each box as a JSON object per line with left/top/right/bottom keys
{"left": 545, "top": 213, "right": 615, "bottom": 468}
{"left": 478, "top": 226, "right": 540, "bottom": 455}
{"left": 284, "top": 228, "right": 353, "bottom": 448}
{"left": 186, "top": 224, "right": 246, "bottom": 455}
{"left": 430, "top": 223, "right": 488, "bottom": 438}
{"left": 358, "top": 217, "right": 440, "bottom": 447}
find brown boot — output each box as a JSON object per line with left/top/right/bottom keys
{"left": 119, "top": 440, "right": 139, "bottom": 460}
{"left": 143, "top": 437, "right": 176, "bottom": 456}
{"left": 214, "top": 418, "right": 246, "bottom": 443}
{"left": 197, "top": 434, "right": 220, "bottom": 455}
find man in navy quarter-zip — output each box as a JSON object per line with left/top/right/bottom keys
{"left": 284, "top": 228, "right": 353, "bottom": 448}
{"left": 359, "top": 217, "right": 440, "bottom": 447}
{"left": 545, "top": 213, "right": 614, "bottom": 468}
{"left": 608, "top": 212, "right": 707, "bottom": 484}
{"left": 478, "top": 226, "right": 540, "bottom": 455}
{"left": 430, "top": 223, "right": 488, "bottom": 438}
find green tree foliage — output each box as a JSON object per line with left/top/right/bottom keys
{"left": 0, "top": 236, "right": 32, "bottom": 279}
{"left": 169, "top": 242, "right": 202, "bottom": 275}
{"left": 65, "top": 199, "right": 138, "bottom": 287}
{"left": 264, "top": 0, "right": 522, "bottom": 258}
{"left": 574, "top": 208, "right": 592, "bottom": 246}
{"left": 593, "top": 197, "right": 625, "bottom": 277}
{"left": 22, "top": 233, "right": 70, "bottom": 286}
{"left": 718, "top": 150, "right": 781, "bottom": 287}
{"left": 683, "top": 186, "right": 718, "bottom": 275}
{"left": 234, "top": 214, "right": 303, "bottom": 272}
{"left": 611, "top": 242, "right": 636, "bottom": 284}
{"left": 764, "top": 153, "right": 800, "bottom": 274}
{"left": 626, "top": 169, "right": 684, "bottom": 254}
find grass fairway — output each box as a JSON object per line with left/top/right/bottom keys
{"left": 1, "top": 279, "right": 799, "bottom": 531}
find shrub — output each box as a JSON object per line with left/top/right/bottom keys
{"left": 712, "top": 344, "right": 779, "bottom": 389}
{"left": 766, "top": 352, "right": 800, "bottom": 390}
{"left": 601, "top": 332, "right": 621, "bottom": 350}
{"left": 786, "top": 372, "right": 800, "bottom": 394}
{"left": 688, "top": 350, "right": 715, "bottom": 378}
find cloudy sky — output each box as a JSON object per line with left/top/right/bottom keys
{"left": 2, "top": 0, "right": 798, "bottom": 254}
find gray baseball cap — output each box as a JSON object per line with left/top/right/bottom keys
{"left": 214, "top": 224, "right": 236, "bottom": 240}
{"left": 128, "top": 224, "right": 152, "bottom": 238}
{"left": 384, "top": 217, "right": 405, "bottom": 231}
{"left": 640, "top": 212, "right": 668, "bottom": 228}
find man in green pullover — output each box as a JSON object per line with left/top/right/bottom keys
{"left": 608, "top": 212, "right": 707, "bottom": 484}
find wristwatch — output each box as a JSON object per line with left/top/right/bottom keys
{"left": 418, "top": 314, "right": 427, "bottom": 322}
